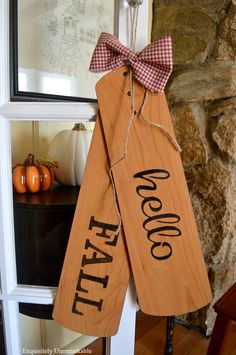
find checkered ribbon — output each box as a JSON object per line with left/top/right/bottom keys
{"left": 89, "top": 32, "right": 173, "bottom": 92}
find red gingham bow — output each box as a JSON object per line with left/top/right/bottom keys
{"left": 89, "top": 32, "right": 173, "bottom": 92}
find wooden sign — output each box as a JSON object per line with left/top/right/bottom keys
{"left": 96, "top": 66, "right": 212, "bottom": 316}
{"left": 53, "top": 115, "right": 130, "bottom": 336}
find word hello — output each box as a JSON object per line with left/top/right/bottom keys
{"left": 72, "top": 216, "right": 118, "bottom": 316}
{"left": 133, "top": 169, "right": 182, "bottom": 260}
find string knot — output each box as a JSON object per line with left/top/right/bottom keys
{"left": 129, "top": 53, "right": 138, "bottom": 63}
{"left": 124, "top": 53, "right": 138, "bottom": 66}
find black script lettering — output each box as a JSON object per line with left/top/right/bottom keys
{"left": 133, "top": 169, "right": 170, "bottom": 198}
{"left": 89, "top": 216, "right": 118, "bottom": 246}
{"left": 143, "top": 213, "right": 180, "bottom": 231}
{"left": 134, "top": 169, "right": 181, "bottom": 261}
{"left": 72, "top": 292, "right": 103, "bottom": 316}
{"left": 143, "top": 213, "right": 181, "bottom": 227}
{"left": 151, "top": 242, "right": 172, "bottom": 260}
{"left": 76, "top": 268, "right": 109, "bottom": 293}
{"left": 147, "top": 226, "right": 181, "bottom": 241}
{"left": 81, "top": 239, "right": 113, "bottom": 267}
{"left": 141, "top": 196, "right": 162, "bottom": 217}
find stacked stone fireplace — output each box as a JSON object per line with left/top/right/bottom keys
{"left": 152, "top": 0, "right": 236, "bottom": 334}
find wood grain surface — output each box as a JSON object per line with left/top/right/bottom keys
{"left": 53, "top": 115, "right": 130, "bottom": 336}
{"left": 96, "top": 66, "right": 212, "bottom": 316}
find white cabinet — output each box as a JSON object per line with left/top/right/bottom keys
{"left": 0, "top": 1, "right": 150, "bottom": 354}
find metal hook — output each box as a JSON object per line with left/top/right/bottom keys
{"left": 127, "top": 0, "right": 143, "bottom": 7}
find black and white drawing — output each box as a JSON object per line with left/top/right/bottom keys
{"left": 18, "top": 0, "right": 115, "bottom": 98}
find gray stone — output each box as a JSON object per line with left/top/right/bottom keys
{"left": 209, "top": 97, "right": 236, "bottom": 161}
{"left": 191, "top": 160, "right": 232, "bottom": 261}
{"left": 151, "top": 0, "right": 236, "bottom": 336}
{"left": 211, "top": 112, "right": 236, "bottom": 161}
{"left": 216, "top": 3, "right": 236, "bottom": 60}
{"left": 153, "top": 0, "right": 231, "bottom": 20}
{"left": 189, "top": 159, "right": 236, "bottom": 333}
{"left": 152, "top": 3, "right": 216, "bottom": 64}
{"left": 167, "top": 62, "right": 236, "bottom": 103}
{"left": 199, "top": 0, "right": 232, "bottom": 18}
{"left": 209, "top": 97, "right": 236, "bottom": 117}
{"left": 171, "top": 103, "right": 208, "bottom": 166}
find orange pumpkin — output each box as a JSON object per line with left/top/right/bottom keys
{"left": 12, "top": 153, "right": 55, "bottom": 193}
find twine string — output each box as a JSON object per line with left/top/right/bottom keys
{"left": 140, "top": 90, "right": 182, "bottom": 152}
{"left": 108, "top": 4, "right": 180, "bottom": 234}
{"left": 108, "top": 5, "right": 140, "bottom": 234}
{"left": 129, "top": 5, "right": 139, "bottom": 51}
{"left": 109, "top": 70, "right": 136, "bottom": 234}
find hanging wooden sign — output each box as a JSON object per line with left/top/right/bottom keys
{"left": 96, "top": 66, "right": 212, "bottom": 316}
{"left": 54, "top": 32, "right": 212, "bottom": 337}
{"left": 53, "top": 115, "right": 130, "bottom": 336}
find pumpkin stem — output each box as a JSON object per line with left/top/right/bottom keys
{"left": 72, "top": 123, "right": 87, "bottom": 131}
{"left": 36, "top": 155, "right": 59, "bottom": 169}
{"left": 23, "top": 153, "right": 35, "bottom": 167}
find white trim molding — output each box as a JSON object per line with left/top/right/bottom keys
{"left": 0, "top": 102, "right": 98, "bottom": 121}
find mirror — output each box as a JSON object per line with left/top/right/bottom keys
{"left": 10, "top": 0, "right": 118, "bottom": 101}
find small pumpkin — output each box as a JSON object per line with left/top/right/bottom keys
{"left": 48, "top": 123, "right": 93, "bottom": 186}
{"left": 12, "top": 153, "right": 56, "bottom": 194}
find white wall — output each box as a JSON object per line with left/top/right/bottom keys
{"left": 11, "top": 121, "right": 95, "bottom": 163}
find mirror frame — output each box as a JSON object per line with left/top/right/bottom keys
{"left": 9, "top": 0, "right": 119, "bottom": 102}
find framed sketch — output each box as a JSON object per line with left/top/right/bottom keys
{"left": 10, "top": 0, "right": 119, "bottom": 102}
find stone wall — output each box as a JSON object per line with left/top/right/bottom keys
{"left": 152, "top": 0, "right": 236, "bottom": 335}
